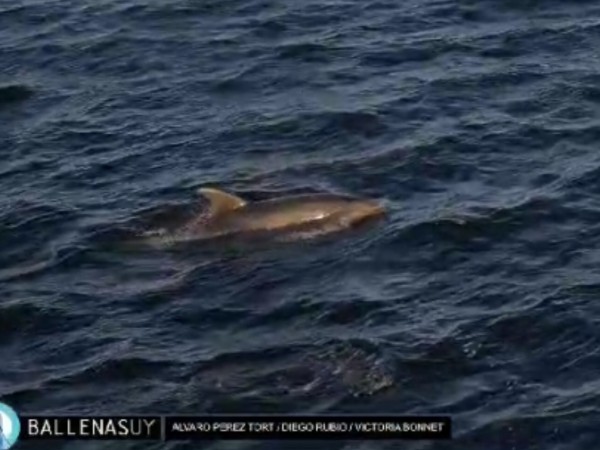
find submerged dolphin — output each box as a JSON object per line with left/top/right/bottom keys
{"left": 139, "top": 187, "right": 386, "bottom": 246}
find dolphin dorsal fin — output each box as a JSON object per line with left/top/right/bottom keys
{"left": 198, "top": 187, "right": 246, "bottom": 216}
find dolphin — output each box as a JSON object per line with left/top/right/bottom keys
{"left": 138, "top": 187, "right": 386, "bottom": 246}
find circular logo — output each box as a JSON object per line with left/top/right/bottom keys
{"left": 0, "top": 403, "right": 20, "bottom": 449}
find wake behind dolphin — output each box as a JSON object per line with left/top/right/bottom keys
{"left": 131, "top": 187, "right": 386, "bottom": 248}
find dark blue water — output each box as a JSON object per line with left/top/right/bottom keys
{"left": 2, "top": 0, "right": 600, "bottom": 449}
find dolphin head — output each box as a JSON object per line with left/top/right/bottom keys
{"left": 329, "top": 196, "right": 386, "bottom": 228}
{"left": 278, "top": 193, "right": 385, "bottom": 230}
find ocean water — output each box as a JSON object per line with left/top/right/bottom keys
{"left": 2, "top": 0, "right": 600, "bottom": 449}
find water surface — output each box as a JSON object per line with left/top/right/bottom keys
{"left": 2, "top": 0, "right": 600, "bottom": 449}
